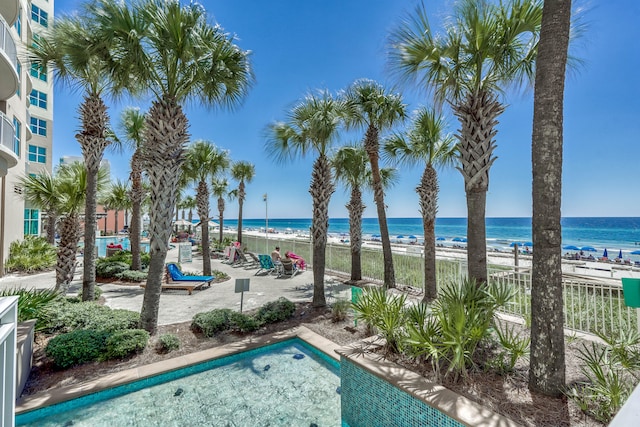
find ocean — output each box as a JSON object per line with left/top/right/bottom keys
{"left": 218, "top": 217, "right": 640, "bottom": 256}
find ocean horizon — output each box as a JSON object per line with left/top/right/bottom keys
{"left": 197, "top": 217, "right": 640, "bottom": 256}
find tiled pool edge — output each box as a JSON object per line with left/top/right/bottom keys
{"left": 336, "top": 336, "right": 521, "bottom": 427}
{"left": 16, "top": 326, "right": 335, "bottom": 415}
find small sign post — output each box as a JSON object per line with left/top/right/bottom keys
{"left": 178, "top": 242, "right": 192, "bottom": 263}
{"left": 235, "top": 278, "right": 250, "bottom": 312}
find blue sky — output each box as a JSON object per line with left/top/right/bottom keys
{"left": 52, "top": 0, "right": 640, "bottom": 220}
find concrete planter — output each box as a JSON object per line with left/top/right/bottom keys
{"left": 16, "top": 319, "right": 36, "bottom": 397}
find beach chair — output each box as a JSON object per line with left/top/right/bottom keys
{"left": 140, "top": 263, "right": 214, "bottom": 295}
{"left": 278, "top": 258, "right": 298, "bottom": 278}
{"left": 246, "top": 251, "right": 261, "bottom": 267}
{"left": 256, "top": 254, "right": 276, "bottom": 275}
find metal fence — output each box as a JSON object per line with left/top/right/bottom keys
{"left": 234, "top": 234, "right": 638, "bottom": 336}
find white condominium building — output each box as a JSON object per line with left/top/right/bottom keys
{"left": 0, "top": 0, "right": 54, "bottom": 276}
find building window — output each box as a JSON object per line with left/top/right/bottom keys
{"left": 13, "top": 117, "right": 21, "bottom": 156}
{"left": 30, "top": 117, "right": 47, "bottom": 136}
{"left": 29, "top": 90, "right": 47, "bottom": 109}
{"left": 31, "top": 5, "right": 48, "bottom": 27}
{"left": 28, "top": 145, "right": 46, "bottom": 163}
{"left": 30, "top": 63, "right": 47, "bottom": 82}
{"left": 24, "top": 209, "right": 40, "bottom": 236}
{"left": 14, "top": 8, "right": 22, "bottom": 36}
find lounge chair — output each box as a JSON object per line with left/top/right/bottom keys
{"left": 278, "top": 258, "right": 298, "bottom": 278}
{"left": 246, "top": 251, "right": 261, "bottom": 267}
{"left": 235, "top": 248, "right": 258, "bottom": 267}
{"left": 140, "top": 263, "right": 214, "bottom": 295}
{"left": 256, "top": 254, "right": 276, "bottom": 276}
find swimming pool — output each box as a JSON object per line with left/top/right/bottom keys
{"left": 16, "top": 338, "right": 341, "bottom": 426}
{"left": 93, "top": 237, "right": 150, "bottom": 258}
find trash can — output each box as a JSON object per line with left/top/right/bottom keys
{"left": 621, "top": 278, "right": 640, "bottom": 308}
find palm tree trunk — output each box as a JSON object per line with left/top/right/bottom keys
{"left": 114, "top": 209, "right": 119, "bottom": 237}
{"left": 364, "top": 125, "right": 395, "bottom": 289}
{"left": 196, "top": 180, "right": 212, "bottom": 275}
{"left": 55, "top": 215, "right": 81, "bottom": 293}
{"left": 309, "top": 155, "right": 335, "bottom": 307}
{"left": 529, "top": 0, "right": 570, "bottom": 397}
{"left": 418, "top": 165, "right": 438, "bottom": 302}
{"left": 347, "top": 187, "right": 364, "bottom": 281}
{"left": 139, "top": 96, "right": 189, "bottom": 334}
{"left": 78, "top": 93, "right": 110, "bottom": 302}
{"left": 218, "top": 197, "right": 225, "bottom": 243}
{"left": 237, "top": 183, "right": 245, "bottom": 244}
{"left": 129, "top": 156, "right": 143, "bottom": 271}
{"left": 454, "top": 90, "right": 503, "bottom": 285}
{"left": 46, "top": 212, "right": 57, "bottom": 245}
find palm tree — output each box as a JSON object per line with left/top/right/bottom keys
{"left": 179, "top": 195, "right": 197, "bottom": 234}
{"left": 342, "top": 79, "right": 407, "bottom": 289}
{"left": 384, "top": 107, "right": 456, "bottom": 302}
{"left": 389, "top": 0, "right": 542, "bottom": 284}
{"left": 118, "top": 107, "right": 147, "bottom": 270}
{"left": 101, "top": 179, "right": 131, "bottom": 239}
{"left": 529, "top": 0, "right": 572, "bottom": 397}
{"left": 30, "top": 10, "right": 116, "bottom": 301}
{"left": 332, "top": 146, "right": 398, "bottom": 282}
{"left": 52, "top": 162, "right": 109, "bottom": 292}
{"left": 94, "top": 0, "right": 253, "bottom": 333}
{"left": 211, "top": 178, "right": 230, "bottom": 244}
{"left": 230, "top": 161, "right": 255, "bottom": 245}
{"left": 266, "top": 90, "right": 346, "bottom": 307}
{"left": 183, "top": 141, "right": 230, "bottom": 275}
{"left": 18, "top": 172, "right": 59, "bottom": 245}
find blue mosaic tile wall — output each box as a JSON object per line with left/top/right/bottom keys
{"left": 340, "top": 357, "right": 465, "bottom": 427}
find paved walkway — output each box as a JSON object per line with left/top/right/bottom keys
{"left": 0, "top": 247, "right": 352, "bottom": 325}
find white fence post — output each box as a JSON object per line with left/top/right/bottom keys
{"left": 0, "top": 296, "right": 18, "bottom": 427}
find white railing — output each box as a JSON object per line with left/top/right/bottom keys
{"left": 0, "top": 111, "right": 16, "bottom": 154}
{"left": 0, "top": 296, "right": 18, "bottom": 427}
{"left": 235, "top": 233, "right": 636, "bottom": 336}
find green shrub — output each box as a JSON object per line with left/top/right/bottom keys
{"left": 568, "top": 328, "right": 640, "bottom": 423}
{"left": 0, "top": 287, "right": 60, "bottom": 328}
{"left": 43, "top": 301, "right": 139, "bottom": 333}
{"left": 140, "top": 252, "right": 151, "bottom": 268}
{"left": 229, "top": 311, "right": 261, "bottom": 332}
{"left": 95, "top": 260, "right": 130, "bottom": 278}
{"left": 191, "top": 309, "right": 235, "bottom": 337}
{"left": 5, "top": 236, "right": 57, "bottom": 273}
{"left": 491, "top": 322, "right": 530, "bottom": 373}
{"left": 105, "top": 329, "right": 150, "bottom": 360}
{"left": 211, "top": 270, "right": 228, "bottom": 280}
{"left": 156, "top": 333, "right": 180, "bottom": 353}
{"left": 351, "top": 287, "right": 406, "bottom": 352}
{"left": 116, "top": 270, "right": 147, "bottom": 282}
{"left": 255, "top": 298, "right": 296, "bottom": 324}
{"left": 46, "top": 329, "right": 110, "bottom": 368}
{"left": 331, "top": 299, "right": 351, "bottom": 323}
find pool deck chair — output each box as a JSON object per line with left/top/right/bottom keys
{"left": 278, "top": 258, "right": 298, "bottom": 278}
{"left": 141, "top": 263, "right": 214, "bottom": 295}
{"left": 256, "top": 254, "right": 276, "bottom": 276}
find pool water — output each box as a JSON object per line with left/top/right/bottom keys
{"left": 93, "top": 237, "right": 150, "bottom": 258}
{"left": 17, "top": 339, "right": 341, "bottom": 426}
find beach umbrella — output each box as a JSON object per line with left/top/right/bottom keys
{"left": 618, "top": 250, "right": 623, "bottom": 259}
{"left": 436, "top": 237, "right": 445, "bottom": 241}
{"left": 408, "top": 235, "right": 417, "bottom": 240}
{"left": 563, "top": 245, "right": 580, "bottom": 251}
{"left": 581, "top": 246, "right": 597, "bottom": 252}
{"left": 631, "top": 250, "right": 640, "bottom": 255}
{"left": 453, "top": 237, "right": 465, "bottom": 242}
{"left": 509, "top": 242, "right": 522, "bottom": 247}
{"left": 523, "top": 242, "right": 533, "bottom": 247}
{"left": 396, "top": 235, "right": 405, "bottom": 239}
{"left": 602, "top": 248, "right": 608, "bottom": 258}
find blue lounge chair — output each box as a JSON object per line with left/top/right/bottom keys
{"left": 256, "top": 254, "right": 276, "bottom": 276}
{"left": 167, "top": 263, "right": 214, "bottom": 283}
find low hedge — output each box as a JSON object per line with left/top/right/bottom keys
{"left": 43, "top": 300, "right": 140, "bottom": 334}
{"left": 156, "top": 333, "right": 181, "bottom": 353}
{"left": 191, "top": 298, "right": 295, "bottom": 337}
{"left": 46, "top": 329, "right": 110, "bottom": 368}
{"left": 105, "top": 329, "right": 150, "bottom": 359}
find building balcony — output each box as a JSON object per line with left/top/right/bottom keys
{"left": 0, "top": 0, "right": 19, "bottom": 27}
{"left": 0, "top": 15, "right": 19, "bottom": 100}
{"left": 0, "top": 111, "right": 19, "bottom": 175}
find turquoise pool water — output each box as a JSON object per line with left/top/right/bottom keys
{"left": 17, "top": 339, "right": 341, "bottom": 426}
{"left": 93, "top": 237, "right": 150, "bottom": 258}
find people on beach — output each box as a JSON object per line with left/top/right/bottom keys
{"left": 271, "top": 246, "right": 282, "bottom": 263}
{"left": 285, "top": 251, "right": 306, "bottom": 270}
